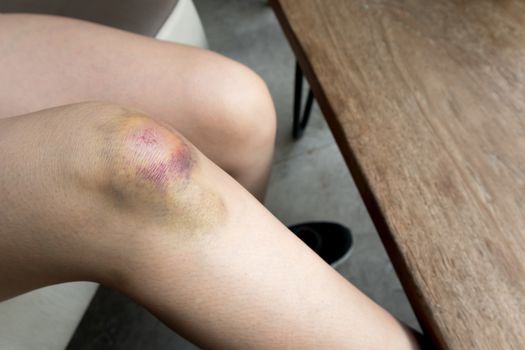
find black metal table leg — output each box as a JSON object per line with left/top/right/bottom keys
{"left": 293, "top": 62, "right": 314, "bottom": 140}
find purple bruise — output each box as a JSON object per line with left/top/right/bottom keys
{"left": 133, "top": 127, "right": 159, "bottom": 145}
{"left": 137, "top": 146, "right": 192, "bottom": 186}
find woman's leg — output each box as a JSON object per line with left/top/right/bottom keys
{"left": 0, "top": 103, "right": 418, "bottom": 349}
{"left": 0, "top": 13, "right": 276, "bottom": 199}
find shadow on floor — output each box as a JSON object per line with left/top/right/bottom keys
{"left": 67, "top": 286, "right": 197, "bottom": 350}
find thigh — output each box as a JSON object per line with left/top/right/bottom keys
{"left": 0, "top": 102, "right": 127, "bottom": 299}
{"left": 0, "top": 13, "right": 260, "bottom": 169}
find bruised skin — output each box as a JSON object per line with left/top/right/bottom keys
{"left": 107, "top": 115, "right": 225, "bottom": 234}
{"left": 0, "top": 104, "right": 225, "bottom": 299}
{"left": 111, "top": 116, "right": 195, "bottom": 198}
{"left": 127, "top": 126, "right": 193, "bottom": 188}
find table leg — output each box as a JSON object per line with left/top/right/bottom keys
{"left": 293, "top": 62, "right": 315, "bottom": 140}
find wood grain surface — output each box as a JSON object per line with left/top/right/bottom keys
{"left": 271, "top": 1, "right": 525, "bottom": 349}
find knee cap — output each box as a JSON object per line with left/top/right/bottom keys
{"left": 93, "top": 107, "right": 225, "bottom": 233}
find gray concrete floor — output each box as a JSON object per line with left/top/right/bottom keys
{"left": 68, "top": 1, "right": 419, "bottom": 349}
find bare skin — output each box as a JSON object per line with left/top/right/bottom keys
{"left": 0, "top": 13, "right": 276, "bottom": 199}
{"left": 0, "top": 103, "right": 419, "bottom": 349}
{"left": 0, "top": 13, "right": 422, "bottom": 349}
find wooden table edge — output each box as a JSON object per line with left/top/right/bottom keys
{"left": 269, "top": 0, "right": 446, "bottom": 347}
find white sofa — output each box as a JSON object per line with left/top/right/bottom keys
{"left": 0, "top": 1, "right": 207, "bottom": 349}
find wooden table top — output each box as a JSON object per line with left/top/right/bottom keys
{"left": 271, "top": 1, "right": 525, "bottom": 349}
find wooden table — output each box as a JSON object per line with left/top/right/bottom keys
{"left": 271, "top": 1, "right": 525, "bottom": 349}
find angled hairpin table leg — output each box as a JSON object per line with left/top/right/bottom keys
{"left": 293, "top": 62, "right": 315, "bottom": 140}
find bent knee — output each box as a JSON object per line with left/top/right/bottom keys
{"left": 186, "top": 55, "right": 277, "bottom": 170}
{"left": 107, "top": 114, "right": 196, "bottom": 197}
{"left": 217, "top": 62, "right": 276, "bottom": 143}
{"left": 71, "top": 102, "right": 225, "bottom": 233}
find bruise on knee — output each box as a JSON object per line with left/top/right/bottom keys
{"left": 105, "top": 115, "right": 225, "bottom": 233}
{"left": 127, "top": 125, "right": 193, "bottom": 188}
{"left": 111, "top": 116, "right": 194, "bottom": 190}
